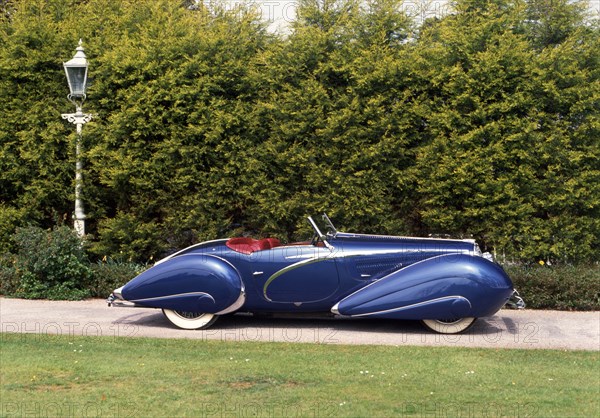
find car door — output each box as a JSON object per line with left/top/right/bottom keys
{"left": 253, "top": 245, "right": 340, "bottom": 303}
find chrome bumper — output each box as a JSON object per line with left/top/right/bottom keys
{"left": 505, "top": 290, "right": 526, "bottom": 309}
{"left": 107, "top": 286, "right": 137, "bottom": 307}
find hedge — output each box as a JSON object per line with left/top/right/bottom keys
{"left": 506, "top": 264, "right": 600, "bottom": 311}
{"left": 1, "top": 0, "right": 598, "bottom": 264}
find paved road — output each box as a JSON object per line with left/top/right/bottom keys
{"left": 1, "top": 298, "right": 598, "bottom": 350}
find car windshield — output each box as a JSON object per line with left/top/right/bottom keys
{"left": 308, "top": 213, "right": 337, "bottom": 241}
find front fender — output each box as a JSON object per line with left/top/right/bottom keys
{"left": 121, "top": 254, "right": 243, "bottom": 314}
{"left": 334, "top": 254, "right": 513, "bottom": 320}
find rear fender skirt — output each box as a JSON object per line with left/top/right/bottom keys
{"left": 122, "top": 254, "right": 244, "bottom": 314}
{"left": 332, "top": 254, "right": 513, "bottom": 319}
{"left": 335, "top": 296, "right": 472, "bottom": 320}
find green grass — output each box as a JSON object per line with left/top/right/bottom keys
{"left": 1, "top": 334, "right": 598, "bottom": 417}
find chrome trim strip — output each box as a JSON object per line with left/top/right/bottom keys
{"left": 285, "top": 254, "right": 321, "bottom": 260}
{"left": 131, "top": 291, "right": 216, "bottom": 304}
{"left": 284, "top": 247, "right": 332, "bottom": 260}
{"left": 330, "top": 302, "right": 340, "bottom": 315}
{"left": 263, "top": 257, "right": 330, "bottom": 301}
{"left": 154, "top": 238, "right": 230, "bottom": 265}
{"left": 216, "top": 289, "right": 246, "bottom": 315}
{"left": 335, "top": 232, "right": 477, "bottom": 243}
{"left": 334, "top": 254, "right": 462, "bottom": 306}
{"left": 113, "top": 286, "right": 124, "bottom": 300}
{"left": 349, "top": 296, "right": 472, "bottom": 317}
{"left": 332, "top": 248, "right": 474, "bottom": 259}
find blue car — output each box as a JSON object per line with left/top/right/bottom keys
{"left": 108, "top": 214, "right": 524, "bottom": 334}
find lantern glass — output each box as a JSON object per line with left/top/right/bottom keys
{"left": 64, "top": 65, "right": 88, "bottom": 97}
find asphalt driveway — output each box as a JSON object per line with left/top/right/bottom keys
{"left": 1, "top": 298, "right": 598, "bottom": 350}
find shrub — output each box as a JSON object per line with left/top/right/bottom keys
{"left": 88, "top": 258, "right": 147, "bottom": 298}
{"left": 506, "top": 264, "right": 600, "bottom": 311}
{"left": 3, "top": 226, "right": 92, "bottom": 300}
{"left": 0, "top": 253, "right": 18, "bottom": 296}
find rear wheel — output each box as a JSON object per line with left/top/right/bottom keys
{"left": 421, "top": 317, "right": 476, "bottom": 334}
{"left": 162, "top": 309, "right": 218, "bottom": 330}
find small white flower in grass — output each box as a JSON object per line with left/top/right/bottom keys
{"left": 245, "top": 359, "right": 250, "bottom": 362}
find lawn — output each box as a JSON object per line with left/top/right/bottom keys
{"left": 1, "top": 333, "right": 598, "bottom": 417}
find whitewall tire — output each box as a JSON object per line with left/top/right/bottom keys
{"left": 162, "top": 309, "right": 218, "bottom": 330}
{"left": 421, "top": 317, "right": 477, "bottom": 334}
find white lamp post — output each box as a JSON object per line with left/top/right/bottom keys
{"left": 61, "top": 39, "right": 93, "bottom": 237}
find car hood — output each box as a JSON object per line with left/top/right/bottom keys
{"left": 330, "top": 232, "right": 477, "bottom": 255}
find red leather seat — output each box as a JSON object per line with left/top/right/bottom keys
{"left": 226, "top": 237, "right": 281, "bottom": 255}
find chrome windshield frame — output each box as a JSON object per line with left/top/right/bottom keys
{"left": 307, "top": 215, "right": 334, "bottom": 251}
{"left": 322, "top": 213, "right": 338, "bottom": 238}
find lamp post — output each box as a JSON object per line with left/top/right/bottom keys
{"left": 62, "top": 39, "right": 92, "bottom": 237}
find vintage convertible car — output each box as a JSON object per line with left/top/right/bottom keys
{"left": 108, "top": 214, "right": 524, "bottom": 334}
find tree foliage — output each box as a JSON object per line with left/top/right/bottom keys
{"left": 1, "top": 0, "right": 598, "bottom": 263}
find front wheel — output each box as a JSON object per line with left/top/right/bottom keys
{"left": 421, "top": 317, "right": 477, "bottom": 334}
{"left": 162, "top": 309, "right": 218, "bottom": 330}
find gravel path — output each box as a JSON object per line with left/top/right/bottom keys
{"left": 1, "top": 298, "right": 598, "bottom": 350}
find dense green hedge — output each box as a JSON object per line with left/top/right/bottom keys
{"left": 87, "top": 258, "right": 147, "bottom": 298}
{"left": 1, "top": 0, "right": 598, "bottom": 264}
{"left": 506, "top": 264, "right": 600, "bottom": 311}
